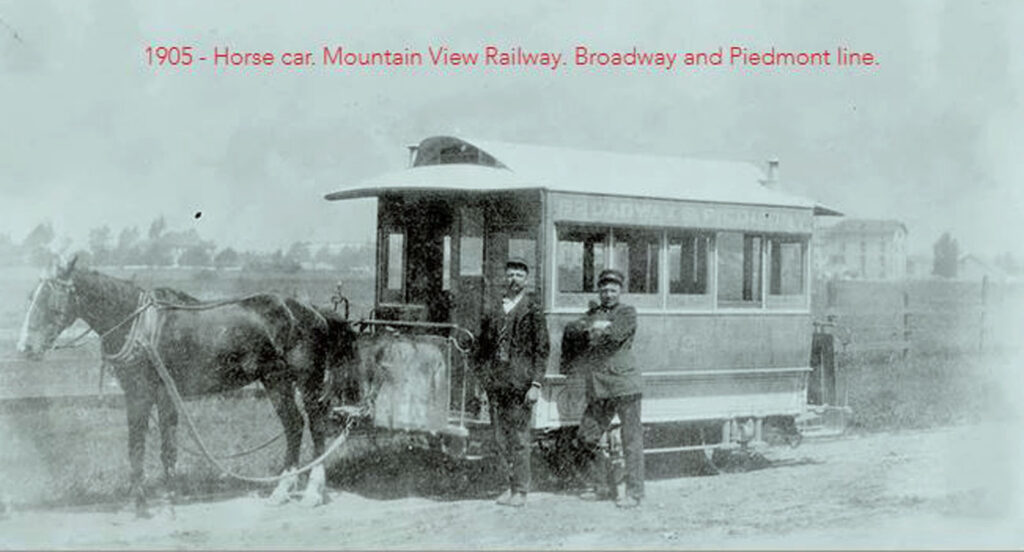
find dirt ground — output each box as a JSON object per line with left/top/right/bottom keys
{"left": 2, "top": 421, "right": 1023, "bottom": 550}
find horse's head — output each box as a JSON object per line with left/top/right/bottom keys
{"left": 17, "top": 256, "right": 79, "bottom": 360}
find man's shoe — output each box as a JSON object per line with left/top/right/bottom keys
{"left": 506, "top": 492, "right": 526, "bottom": 508}
{"left": 495, "top": 490, "right": 514, "bottom": 505}
{"left": 615, "top": 496, "right": 641, "bottom": 509}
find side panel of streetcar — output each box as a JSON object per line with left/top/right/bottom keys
{"left": 534, "top": 191, "right": 815, "bottom": 430}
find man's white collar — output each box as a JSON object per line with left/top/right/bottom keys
{"left": 502, "top": 291, "right": 525, "bottom": 314}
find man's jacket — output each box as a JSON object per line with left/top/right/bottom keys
{"left": 476, "top": 292, "right": 550, "bottom": 392}
{"left": 561, "top": 302, "right": 641, "bottom": 399}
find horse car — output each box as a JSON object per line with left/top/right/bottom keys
{"left": 327, "top": 135, "right": 844, "bottom": 466}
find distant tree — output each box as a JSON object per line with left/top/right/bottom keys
{"left": 88, "top": 225, "right": 112, "bottom": 265}
{"left": 214, "top": 247, "right": 240, "bottom": 269}
{"left": 148, "top": 216, "right": 167, "bottom": 241}
{"left": 333, "top": 243, "right": 374, "bottom": 272}
{"left": 116, "top": 226, "right": 141, "bottom": 266}
{"left": 178, "top": 245, "right": 212, "bottom": 267}
{"left": 932, "top": 232, "right": 959, "bottom": 278}
{"left": 286, "top": 241, "right": 312, "bottom": 266}
{"left": 314, "top": 245, "right": 333, "bottom": 267}
{"left": 22, "top": 222, "right": 55, "bottom": 249}
{"left": 22, "top": 222, "right": 55, "bottom": 267}
{"left": 271, "top": 248, "right": 301, "bottom": 273}
{"left": 141, "top": 242, "right": 174, "bottom": 266}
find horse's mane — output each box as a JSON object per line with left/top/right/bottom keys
{"left": 73, "top": 268, "right": 144, "bottom": 299}
{"left": 73, "top": 268, "right": 200, "bottom": 305}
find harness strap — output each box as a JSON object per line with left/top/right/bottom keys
{"left": 104, "top": 292, "right": 158, "bottom": 365}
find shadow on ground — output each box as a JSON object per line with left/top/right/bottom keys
{"left": 324, "top": 437, "right": 821, "bottom": 502}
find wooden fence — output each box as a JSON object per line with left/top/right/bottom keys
{"left": 811, "top": 277, "right": 1024, "bottom": 357}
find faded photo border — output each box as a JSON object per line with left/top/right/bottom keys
{"left": 2, "top": 0, "right": 1023, "bottom": 549}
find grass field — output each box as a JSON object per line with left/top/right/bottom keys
{"left": 841, "top": 350, "right": 1018, "bottom": 432}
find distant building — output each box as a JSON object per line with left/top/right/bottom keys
{"left": 814, "top": 219, "right": 908, "bottom": 280}
{"left": 160, "top": 230, "right": 215, "bottom": 267}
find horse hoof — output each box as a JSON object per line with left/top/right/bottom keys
{"left": 267, "top": 488, "right": 291, "bottom": 506}
{"left": 299, "top": 491, "right": 326, "bottom": 508}
{"left": 268, "top": 468, "right": 298, "bottom": 505}
{"left": 299, "top": 464, "right": 327, "bottom": 508}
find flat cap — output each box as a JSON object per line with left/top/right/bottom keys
{"left": 506, "top": 256, "right": 530, "bottom": 272}
{"left": 597, "top": 268, "right": 624, "bottom": 287}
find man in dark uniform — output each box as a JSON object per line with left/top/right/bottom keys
{"left": 476, "top": 257, "right": 550, "bottom": 507}
{"left": 565, "top": 268, "right": 644, "bottom": 509}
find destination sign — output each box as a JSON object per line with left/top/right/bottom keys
{"left": 549, "top": 193, "right": 812, "bottom": 233}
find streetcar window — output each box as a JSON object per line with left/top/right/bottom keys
{"left": 768, "top": 238, "right": 805, "bottom": 295}
{"left": 443, "top": 236, "right": 451, "bottom": 291}
{"left": 717, "top": 232, "right": 762, "bottom": 306}
{"left": 556, "top": 225, "right": 608, "bottom": 293}
{"left": 459, "top": 237, "right": 483, "bottom": 276}
{"left": 386, "top": 232, "right": 404, "bottom": 291}
{"left": 459, "top": 206, "right": 484, "bottom": 276}
{"left": 612, "top": 229, "right": 660, "bottom": 294}
{"left": 439, "top": 144, "right": 479, "bottom": 164}
{"left": 668, "top": 233, "right": 710, "bottom": 295}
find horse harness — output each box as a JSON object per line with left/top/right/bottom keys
{"left": 87, "top": 284, "right": 381, "bottom": 483}
{"left": 103, "top": 291, "right": 163, "bottom": 367}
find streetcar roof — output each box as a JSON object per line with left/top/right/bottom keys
{"left": 325, "top": 136, "right": 842, "bottom": 215}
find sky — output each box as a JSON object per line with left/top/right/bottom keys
{"left": 2, "top": 0, "right": 1023, "bottom": 258}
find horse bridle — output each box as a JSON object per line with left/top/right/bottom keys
{"left": 25, "top": 276, "right": 95, "bottom": 353}
{"left": 37, "top": 276, "right": 78, "bottom": 327}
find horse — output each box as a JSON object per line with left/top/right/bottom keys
{"left": 16, "top": 256, "right": 359, "bottom": 517}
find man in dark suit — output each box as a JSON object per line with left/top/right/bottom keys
{"left": 476, "top": 257, "right": 550, "bottom": 507}
{"left": 565, "top": 268, "right": 644, "bottom": 509}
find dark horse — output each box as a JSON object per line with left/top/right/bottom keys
{"left": 16, "top": 257, "right": 358, "bottom": 516}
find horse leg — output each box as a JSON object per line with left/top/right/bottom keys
{"left": 299, "top": 371, "right": 329, "bottom": 508}
{"left": 264, "top": 378, "right": 302, "bottom": 505}
{"left": 125, "top": 395, "right": 154, "bottom": 518}
{"left": 156, "top": 388, "right": 179, "bottom": 507}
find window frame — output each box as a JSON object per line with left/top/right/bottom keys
{"left": 551, "top": 222, "right": 810, "bottom": 313}
{"left": 379, "top": 228, "right": 406, "bottom": 303}
{"left": 765, "top": 234, "right": 809, "bottom": 310}
{"left": 715, "top": 231, "right": 765, "bottom": 309}
{"left": 666, "top": 230, "right": 714, "bottom": 310}
{"left": 554, "top": 224, "right": 662, "bottom": 309}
